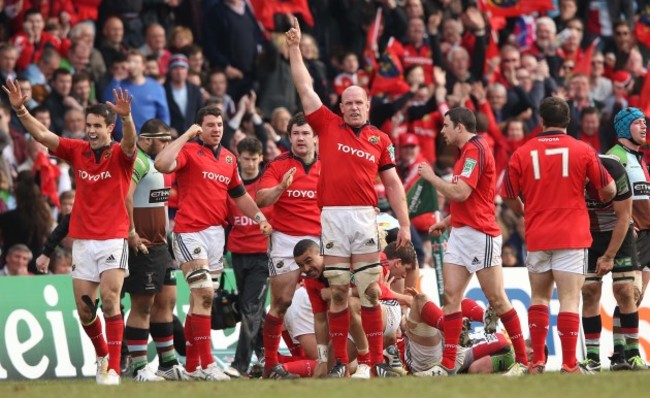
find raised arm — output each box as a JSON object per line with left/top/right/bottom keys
{"left": 154, "top": 124, "right": 201, "bottom": 173}
{"left": 286, "top": 17, "right": 322, "bottom": 114}
{"left": 106, "top": 87, "right": 136, "bottom": 156}
{"left": 257, "top": 167, "right": 296, "bottom": 207}
{"left": 2, "top": 79, "right": 60, "bottom": 152}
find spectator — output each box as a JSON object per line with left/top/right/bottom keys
{"left": 589, "top": 52, "right": 613, "bottom": 104}
{"left": 0, "top": 44, "right": 19, "bottom": 104}
{"left": 501, "top": 244, "right": 522, "bottom": 267}
{"left": 20, "top": 45, "right": 61, "bottom": 90}
{"left": 95, "top": 53, "right": 128, "bottom": 106}
{"left": 145, "top": 54, "right": 165, "bottom": 84}
{"left": 0, "top": 102, "right": 28, "bottom": 171}
{"left": 10, "top": 8, "right": 64, "bottom": 71}
{"left": 258, "top": 33, "right": 297, "bottom": 117}
{"left": 183, "top": 44, "right": 207, "bottom": 85}
{"left": 203, "top": 0, "right": 263, "bottom": 101}
{"left": 0, "top": 171, "right": 53, "bottom": 272}
{"left": 71, "top": 71, "right": 96, "bottom": 109}
{"left": 333, "top": 52, "right": 369, "bottom": 99}
{"left": 42, "top": 68, "right": 73, "bottom": 135}
{"left": 49, "top": 248, "right": 72, "bottom": 275}
{"left": 97, "top": 1, "right": 145, "bottom": 49}
{"left": 164, "top": 54, "right": 204, "bottom": 135}
{"left": 16, "top": 77, "right": 40, "bottom": 110}
{"left": 169, "top": 26, "right": 194, "bottom": 54}
{"left": 62, "top": 108, "right": 86, "bottom": 140}
{"left": 103, "top": 50, "right": 170, "bottom": 137}
{"left": 98, "top": 16, "right": 128, "bottom": 68}
{"left": 205, "top": 69, "right": 236, "bottom": 118}
{"left": 578, "top": 107, "right": 603, "bottom": 152}
{"left": 0, "top": 244, "right": 32, "bottom": 276}
{"left": 67, "top": 20, "right": 106, "bottom": 82}
{"left": 140, "top": 23, "right": 172, "bottom": 77}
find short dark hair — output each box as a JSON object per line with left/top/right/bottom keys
{"left": 86, "top": 104, "right": 117, "bottom": 125}
{"left": 32, "top": 105, "right": 50, "bottom": 116}
{"left": 237, "top": 137, "right": 263, "bottom": 156}
{"left": 539, "top": 97, "right": 570, "bottom": 128}
{"left": 580, "top": 106, "right": 600, "bottom": 120}
{"left": 287, "top": 112, "right": 309, "bottom": 136}
{"left": 52, "top": 68, "right": 72, "bottom": 82}
{"left": 181, "top": 44, "right": 203, "bottom": 57}
{"left": 196, "top": 106, "right": 222, "bottom": 126}
{"left": 446, "top": 107, "right": 476, "bottom": 133}
{"left": 59, "top": 190, "right": 75, "bottom": 202}
{"left": 383, "top": 242, "right": 417, "bottom": 266}
{"left": 72, "top": 70, "right": 92, "bottom": 85}
{"left": 24, "top": 8, "right": 42, "bottom": 20}
{"left": 140, "top": 118, "right": 171, "bottom": 136}
{"left": 293, "top": 239, "right": 319, "bottom": 258}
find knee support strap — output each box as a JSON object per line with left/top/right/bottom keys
{"left": 186, "top": 268, "right": 212, "bottom": 290}
{"left": 323, "top": 263, "right": 351, "bottom": 286}
{"left": 353, "top": 262, "right": 382, "bottom": 306}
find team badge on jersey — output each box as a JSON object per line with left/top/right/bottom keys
{"left": 104, "top": 150, "right": 112, "bottom": 159}
{"left": 388, "top": 144, "right": 395, "bottom": 161}
{"left": 368, "top": 136, "right": 379, "bottom": 144}
{"left": 226, "top": 155, "right": 233, "bottom": 164}
{"left": 194, "top": 247, "right": 201, "bottom": 255}
{"left": 461, "top": 158, "right": 477, "bottom": 178}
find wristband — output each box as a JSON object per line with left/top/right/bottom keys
{"left": 128, "top": 229, "right": 137, "bottom": 238}
{"left": 14, "top": 106, "right": 28, "bottom": 117}
{"left": 254, "top": 211, "right": 267, "bottom": 224}
{"left": 317, "top": 344, "right": 328, "bottom": 364}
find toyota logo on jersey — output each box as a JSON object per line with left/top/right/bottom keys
{"left": 336, "top": 143, "right": 376, "bottom": 162}
{"left": 78, "top": 170, "right": 112, "bottom": 181}
{"left": 202, "top": 171, "right": 231, "bottom": 184}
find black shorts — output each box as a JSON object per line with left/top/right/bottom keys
{"left": 636, "top": 229, "right": 650, "bottom": 270}
{"left": 587, "top": 227, "right": 638, "bottom": 281}
{"left": 123, "top": 245, "right": 175, "bottom": 294}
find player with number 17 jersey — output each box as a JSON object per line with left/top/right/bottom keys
{"left": 501, "top": 132, "right": 612, "bottom": 251}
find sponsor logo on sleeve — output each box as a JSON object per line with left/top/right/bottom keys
{"left": 388, "top": 144, "right": 395, "bottom": 162}
{"left": 460, "top": 158, "right": 477, "bottom": 178}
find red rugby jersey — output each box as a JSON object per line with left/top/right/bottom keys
{"left": 305, "top": 106, "right": 395, "bottom": 207}
{"left": 173, "top": 142, "right": 245, "bottom": 233}
{"left": 501, "top": 131, "right": 612, "bottom": 251}
{"left": 449, "top": 135, "right": 501, "bottom": 236}
{"left": 53, "top": 138, "right": 134, "bottom": 239}
{"left": 227, "top": 176, "right": 273, "bottom": 254}
{"left": 258, "top": 152, "right": 321, "bottom": 236}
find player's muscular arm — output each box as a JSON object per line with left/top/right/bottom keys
{"left": 3, "top": 79, "right": 59, "bottom": 152}
{"left": 154, "top": 124, "right": 201, "bottom": 173}
{"left": 233, "top": 192, "right": 273, "bottom": 236}
{"left": 286, "top": 17, "right": 322, "bottom": 115}
{"left": 108, "top": 87, "right": 136, "bottom": 156}
{"left": 418, "top": 162, "right": 472, "bottom": 202}
{"left": 381, "top": 168, "right": 412, "bottom": 246}
{"left": 598, "top": 197, "right": 633, "bottom": 276}
{"left": 256, "top": 167, "right": 296, "bottom": 207}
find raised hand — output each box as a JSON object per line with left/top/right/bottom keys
{"left": 281, "top": 167, "right": 297, "bottom": 189}
{"left": 285, "top": 16, "right": 301, "bottom": 48}
{"left": 417, "top": 162, "right": 435, "bottom": 181}
{"left": 428, "top": 221, "right": 447, "bottom": 238}
{"left": 106, "top": 87, "right": 133, "bottom": 117}
{"left": 2, "top": 79, "right": 28, "bottom": 110}
{"left": 184, "top": 124, "right": 202, "bottom": 139}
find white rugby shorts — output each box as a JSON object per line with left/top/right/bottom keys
{"left": 72, "top": 238, "right": 129, "bottom": 282}
{"left": 526, "top": 249, "right": 588, "bottom": 275}
{"left": 284, "top": 286, "right": 315, "bottom": 343}
{"left": 173, "top": 226, "right": 225, "bottom": 271}
{"left": 445, "top": 226, "right": 502, "bottom": 273}
{"left": 269, "top": 232, "right": 319, "bottom": 276}
{"left": 321, "top": 207, "right": 380, "bottom": 257}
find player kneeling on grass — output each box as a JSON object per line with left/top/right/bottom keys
{"left": 403, "top": 289, "right": 518, "bottom": 376}
{"left": 294, "top": 239, "right": 409, "bottom": 378}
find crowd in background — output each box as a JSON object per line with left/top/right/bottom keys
{"left": 1, "top": 0, "right": 649, "bottom": 275}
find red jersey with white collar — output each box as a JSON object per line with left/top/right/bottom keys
{"left": 502, "top": 131, "right": 612, "bottom": 251}
{"left": 450, "top": 135, "right": 501, "bottom": 236}
{"left": 258, "top": 152, "right": 321, "bottom": 236}
{"left": 227, "top": 175, "right": 272, "bottom": 254}
{"left": 306, "top": 106, "right": 395, "bottom": 207}
{"left": 173, "top": 142, "right": 245, "bottom": 233}
{"left": 53, "top": 138, "right": 134, "bottom": 239}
